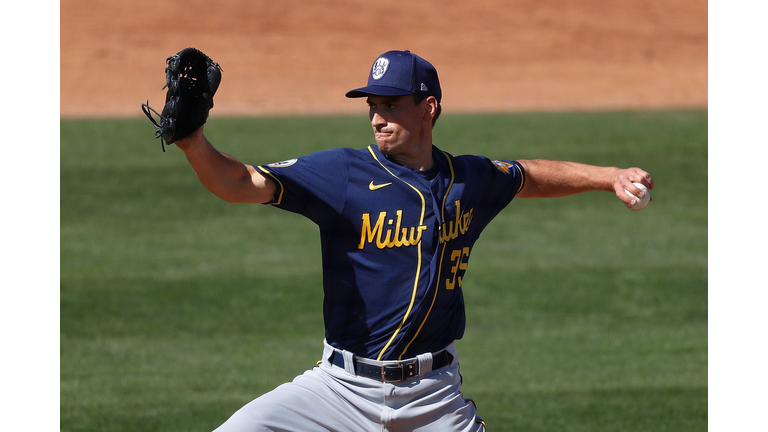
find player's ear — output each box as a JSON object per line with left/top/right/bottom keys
{"left": 423, "top": 96, "right": 441, "bottom": 128}
{"left": 423, "top": 96, "right": 438, "bottom": 121}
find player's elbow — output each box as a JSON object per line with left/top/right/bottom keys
{"left": 214, "top": 188, "right": 270, "bottom": 204}
{"left": 201, "top": 169, "right": 276, "bottom": 204}
{"left": 516, "top": 182, "right": 546, "bottom": 198}
{"left": 218, "top": 193, "right": 244, "bottom": 204}
{"left": 221, "top": 180, "right": 276, "bottom": 204}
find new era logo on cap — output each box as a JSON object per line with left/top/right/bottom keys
{"left": 346, "top": 50, "right": 442, "bottom": 102}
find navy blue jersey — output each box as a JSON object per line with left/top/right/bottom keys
{"left": 257, "top": 145, "right": 525, "bottom": 360}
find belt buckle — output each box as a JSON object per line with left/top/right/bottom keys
{"left": 381, "top": 363, "right": 403, "bottom": 382}
{"left": 382, "top": 360, "right": 418, "bottom": 382}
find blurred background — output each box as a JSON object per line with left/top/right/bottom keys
{"left": 60, "top": 0, "right": 707, "bottom": 118}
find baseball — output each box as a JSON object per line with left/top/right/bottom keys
{"left": 624, "top": 182, "right": 650, "bottom": 211}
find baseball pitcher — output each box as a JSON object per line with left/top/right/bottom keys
{"left": 143, "top": 48, "right": 653, "bottom": 431}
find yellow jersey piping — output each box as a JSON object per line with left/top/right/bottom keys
{"left": 256, "top": 166, "right": 285, "bottom": 205}
{"left": 513, "top": 161, "right": 526, "bottom": 194}
{"left": 400, "top": 151, "right": 455, "bottom": 358}
{"left": 366, "top": 146, "right": 427, "bottom": 361}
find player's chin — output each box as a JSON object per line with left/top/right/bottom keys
{"left": 375, "top": 137, "right": 395, "bottom": 153}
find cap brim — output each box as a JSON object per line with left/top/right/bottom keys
{"left": 345, "top": 85, "right": 415, "bottom": 99}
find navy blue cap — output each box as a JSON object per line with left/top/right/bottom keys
{"left": 346, "top": 50, "right": 442, "bottom": 103}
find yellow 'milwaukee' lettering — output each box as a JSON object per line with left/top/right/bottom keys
{"left": 359, "top": 210, "right": 428, "bottom": 249}
{"left": 440, "top": 200, "right": 474, "bottom": 243}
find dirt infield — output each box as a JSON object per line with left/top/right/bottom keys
{"left": 61, "top": 0, "right": 707, "bottom": 118}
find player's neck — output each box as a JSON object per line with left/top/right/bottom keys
{"left": 386, "top": 144, "right": 434, "bottom": 171}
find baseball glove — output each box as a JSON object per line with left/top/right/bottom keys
{"left": 142, "top": 47, "right": 222, "bottom": 151}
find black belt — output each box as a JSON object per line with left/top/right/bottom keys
{"left": 328, "top": 349, "right": 454, "bottom": 382}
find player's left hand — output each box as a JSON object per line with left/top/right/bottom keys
{"left": 613, "top": 167, "right": 654, "bottom": 206}
{"left": 141, "top": 47, "right": 222, "bottom": 152}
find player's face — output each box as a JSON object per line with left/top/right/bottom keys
{"left": 367, "top": 95, "right": 427, "bottom": 158}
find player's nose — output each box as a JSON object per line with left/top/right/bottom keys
{"left": 370, "top": 111, "right": 387, "bottom": 127}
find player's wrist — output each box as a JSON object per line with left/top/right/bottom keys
{"left": 175, "top": 126, "right": 205, "bottom": 151}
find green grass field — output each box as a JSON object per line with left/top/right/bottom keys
{"left": 61, "top": 110, "right": 707, "bottom": 432}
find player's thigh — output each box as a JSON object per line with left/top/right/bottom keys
{"left": 415, "top": 397, "right": 486, "bottom": 432}
{"left": 404, "top": 377, "right": 486, "bottom": 432}
{"left": 212, "top": 368, "right": 376, "bottom": 432}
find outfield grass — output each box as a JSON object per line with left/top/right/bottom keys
{"left": 61, "top": 110, "right": 707, "bottom": 432}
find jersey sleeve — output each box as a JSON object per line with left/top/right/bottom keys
{"left": 488, "top": 159, "right": 526, "bottom": 195}
{"left": 255, "top": 149, "right": 350, "bottom": 227}
{"left": 472, "top": 157, "right": 526, "bottom": 224}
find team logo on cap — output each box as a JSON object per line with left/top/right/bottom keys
{"left": 371, "top": 57, "right": 389, "bottom": 80}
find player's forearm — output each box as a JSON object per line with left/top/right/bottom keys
{"left": 516, "top": 159, "right": 621, "bottom": 198}
{"left": 175, "top": 129, "right": 275, "bottom": 203}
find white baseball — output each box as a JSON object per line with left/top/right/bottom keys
{"left": 624, "top": 182, "right": 650, "bottom": 211}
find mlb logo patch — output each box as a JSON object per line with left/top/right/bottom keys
{"left": 267, "top": 158, "right": 298, "bottom": 168}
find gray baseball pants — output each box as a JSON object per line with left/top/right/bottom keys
{"left": 212, "top": 340, "right": 486, "bottom": 432}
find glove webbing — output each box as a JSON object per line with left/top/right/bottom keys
{"left": 141, "top": 100, "right": 173, "bottom": 152}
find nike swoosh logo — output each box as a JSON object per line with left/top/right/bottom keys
{"left": 369, "top": 181, "right": 393, "bottom": 191}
